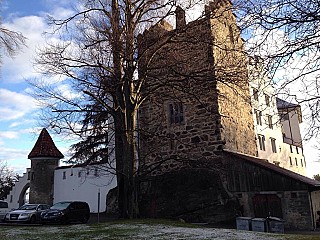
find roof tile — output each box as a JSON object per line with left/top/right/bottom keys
{"left": 28, "top": 128, "right": 64, "bottom": 159}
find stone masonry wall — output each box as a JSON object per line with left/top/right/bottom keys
{"left": 29, "top": 158, "right": 59, "bottom": 205}
{"left": 138, "top": 0, "right": 257, "bottom": 175}
{"left": 239, "top": 191, "right": 313, "bottom": 230}
{"left": 207, "top": 0, "right": 257, "bottom": 155}
{"left": 282, "top": 191, "right": 313, "bottom": 230}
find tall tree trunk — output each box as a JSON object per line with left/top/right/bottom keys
{"left": 114, "top": 106, "right": 138, "bottom": 218}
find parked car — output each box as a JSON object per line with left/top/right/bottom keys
{"left": 4, "top": 203, "right": 51, "bottom": 223}
{"left": 40, "top": 201, "right": 90, "bottom": 224}
{"left": 0, "top": 200, "right": 9, "bottom": 221}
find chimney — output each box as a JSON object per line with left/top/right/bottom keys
{"left": 175, "top": 6, "right": 186, "bottom": 30}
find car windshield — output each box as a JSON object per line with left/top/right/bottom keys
{"left": 18, "top": 204, "right": 37, "bottom": 210}
{"left": 51, "top": 202, "right": 71, "bottom": 210}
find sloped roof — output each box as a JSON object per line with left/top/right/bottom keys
{"left": 28, "top": 128, "right": 64, "bottom": 159}
{"left": 224, "top": 150, "right": 320, "bottom": 188}
{"left": 276, "top": 98, "right": 300, "bottom": 109}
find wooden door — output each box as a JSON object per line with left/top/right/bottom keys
{"left": 252, "top": 194, "right": 283, "bottom": 218}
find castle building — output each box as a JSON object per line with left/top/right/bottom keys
{"left": 3, "top": 0, "right": 320, "bottom": 230}
{"left": 5, "top": 129, "right": 117, "bottom": 213}
{"left": 138, "top": 0, "right": 257, "bottom": 175}
{"left": 27, "top": 128, "right": 63, "bottom": 205}
{"left": 137, "top": 0, "right": 320, "bottom": 230}
{"left": 249, "top": 57, "right": 306, "bottom": 176}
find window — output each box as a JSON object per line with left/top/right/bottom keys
{"left": 301, "top": 159, "right": 304, "bottom": 167}
{"left": 296, "top": 146, "right": 299, "bottom": 154}
{"left": 253, "top": 88, "right": 259, "bottom": 101}
{"left": 270, "top": 138, "right": 277, "bottom": 153}
{"left": 295, "top": 158, "right": 298, "bottom": 166}
{"left": 280, "top": 112, "right": 289, "bottom": 121}
{"left": 63, "top": 171, "right": 66, "bottom": 180}
{"left": 290, "top": 145, "right": 293, "bottom": 153}
{"left": 254, "top": 109, "right": 262, "bottom": 125}
{"left": 258, "top": 134, "right": 266, "bottom": 151}
{"left": 265, "top": 94, "right": 270, "bottom": 106}
{"left": 267, "top": 115, "right": 273, "bottom": 129}
{"left": 289, "top": 157, "right": 292, "bottom": 166}
{"left": 169, "top": 102, "right": 184, "bottom": 124}
{"left": 78, "top": 171, "right": 82, "bottom": 178}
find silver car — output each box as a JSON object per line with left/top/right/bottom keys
{"left": 4, "top": 204, "right": 50, "bottom": 223}
{"left": 0, "top": 200, "right": 9, "bottom": 221}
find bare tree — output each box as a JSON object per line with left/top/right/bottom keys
{"left": 0, "top": 161, "right": 18, "bottom": 200}
{"left": 32, "top": 0, "right": 209, "bottom": 219}
{"left": 0, "top": 26, "right": 25, "bottom": 58}
{"left": 32, "top": 0, "right": 253, "bottom": 218}
{"left": 233, "top": 0, "right": 320, "bottom": 140}
{"left": 0, "top": 0, "right": 25, "bottom": 58}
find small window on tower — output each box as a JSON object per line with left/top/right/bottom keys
{"left": 168, "top": 102, "right": 184, "bottom": 124}
{"left": 63, "top": 171, "right": 66, "bottom": 180}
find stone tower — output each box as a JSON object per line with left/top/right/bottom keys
{"left": 138, "top": 0, "right": 257, "bottom": 174}
{"left": 28, "top": 128, "right": 63, "bottom": 205}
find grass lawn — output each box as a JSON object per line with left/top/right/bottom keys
{"left": 0, "top": 219, "right": 319, "bottom": 240}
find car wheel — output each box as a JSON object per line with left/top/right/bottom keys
{"left": 81, "top": 215, "right": 89, "bottom": 224}
{"left": 61, "top": 216, "right": 69, "bottom": 225}
{"left": 29, "top": 215, "right": 36, "bottom": 224}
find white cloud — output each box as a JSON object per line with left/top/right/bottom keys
{"left": 1, "top": 4, "right": 76, "bottom": 84}
{"left": 0, "top": 147, "right": 30, "bottom": 173}
{"left": 1, "top": 15, "right": 48, "bottom": 84}
{"left": 0, "top": 88, "right": 38, "bottom": 121}
{"left": 0, "top": 131, "right": 19, "bottom": 139}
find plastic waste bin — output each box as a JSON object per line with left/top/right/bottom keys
{"left": 251, "top": 218, "right": 267, "bottom": 232}
{"left": 236, "top": 217, "right": 252, "bottom": 231}
{"left": 267, "top": 216, "right": 284, "bottom": 233}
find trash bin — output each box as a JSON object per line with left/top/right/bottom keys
{"left": 267, "top": 216, "right": 284, "bottom": 233}
{"left": 251, "top": 218, "right": 267, "bottom": 232}
{"left": 236, "top": 217, "right": 252, "bottom": 231}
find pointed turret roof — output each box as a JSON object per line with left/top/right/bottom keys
{"left": 28, "top": 128, "right": 64, "bottom": 159}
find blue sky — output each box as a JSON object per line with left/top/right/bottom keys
{"left": 0, "top": 0, "right": 75, "bottom": 174}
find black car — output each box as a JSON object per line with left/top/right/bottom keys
{"left": 40, "top": 201, "right": 90, "bottom": 224}
{"left": 4, "top": 204, "right": 50, "bottom": 223}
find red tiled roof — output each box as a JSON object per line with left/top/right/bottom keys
{"left": 28, "top": 128, "right": 64, "bottom": 159}
{"left": 224, "top": 150, "right": 320, "bottom": 188}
